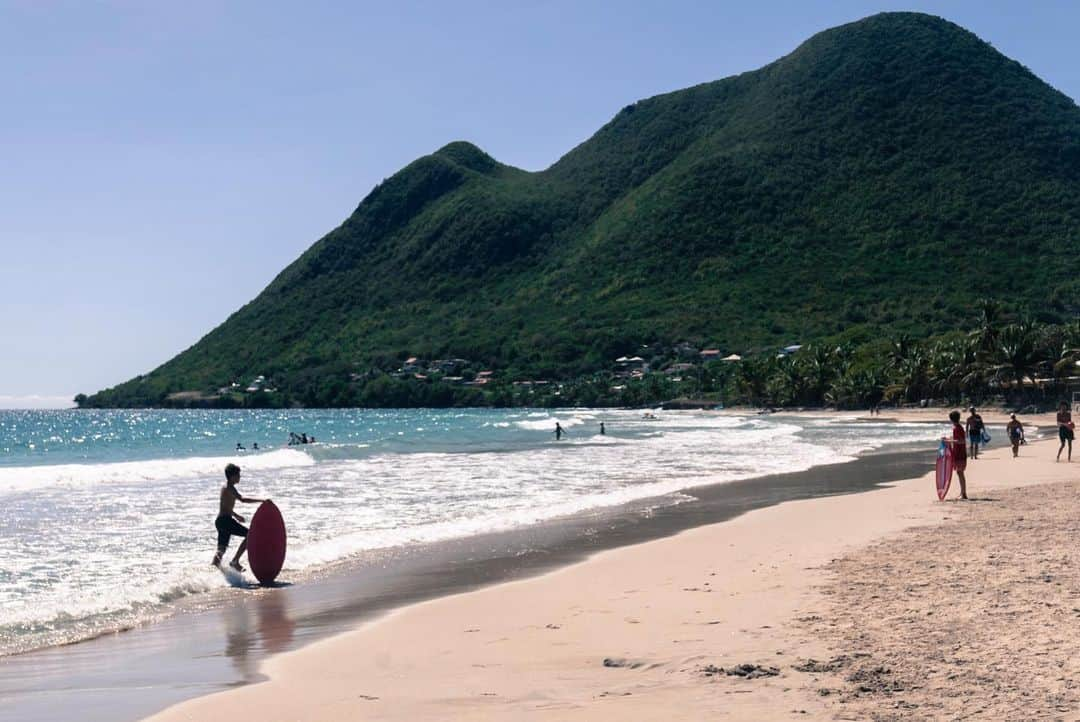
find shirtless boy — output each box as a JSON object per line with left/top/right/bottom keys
{"left": 1057, "top": 401, "right": 1073, "bottom": 462}
{"left": 966, "top": 407, "right": 984, "bottom": 459}
{"left": 1006, "top": 413, "right": 1024, "bottom": 458}
{"left": 212, "top": 463, "right": 267, "bottom": 571}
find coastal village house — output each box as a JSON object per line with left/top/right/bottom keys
{"left": 674, "top": 342, "right": 699, "bottom": 358}
{"left": 664, "top": 363, "right": 697, "bottom": 376}
{"left": 469, "top": 371, "right": 495, "bottom": 386}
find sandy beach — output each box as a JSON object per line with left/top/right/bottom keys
{"left": 141, "top": 409, "right": 1077, "bottom": 721}
{"left": 12, "top": 4, "right": 1080, "bottom": 720}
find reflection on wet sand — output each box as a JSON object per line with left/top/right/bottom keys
{"left": 256, "top": 591, "right": 296, "bottom": 655}
{"left": 224, "top": 591, "right": 296, "bottom": 678}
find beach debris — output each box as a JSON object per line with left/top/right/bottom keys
{"left": 793, "top": 656, "right": 850, "bottom": 674}
{"left": 847, "top": 665, "right": 905, "bottom": 694}
{"left": 702, "top": 663, "right": 780, "bottom": 679}
{"left": 728, "top": 664, "right": 781, "bottom": 678}
{"left": 603, "top": 657, "right": 644, "bottom": 669}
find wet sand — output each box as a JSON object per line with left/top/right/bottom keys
{"left": 1, "top": 445, "right": 932, "bottom": 722}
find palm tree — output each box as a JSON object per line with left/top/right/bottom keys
{"left": 736, "top": 356, "right": 774, "bottom": 406}
{"left": 888, "top": 334, "right": 916, "bottom": 371}
{"left": 987, "top": 320, "right": 1048, "bottom": 398}
{"left": 972, "top": 298, "right": 1005, "bottom": 354}
{"left": 802, "top": 345, "right": 836, "bottom": 406}
{"left": 827, "top": 367, "right": 885, "bottom": 410}
{"left": 832, "top": 343, "right": 855, "bottom": 378}
{"left": 886, "top": 346, "right": 930, "bottom": 403}
{"left": 1052, "top": 318, "right": 1080, "bottom": 382}
{"left": 767, "top": 355, "right": 807, "bottom": 407}
{"left": 928, "top": 339, "right": 963, "bottom": 402}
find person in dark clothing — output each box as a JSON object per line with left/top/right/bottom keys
{"left": 1006, "top": 414, "right": 1024, "bottom": 458}
{"left": 966, "top": 407, "right": 984, "bottom": 459}
{"left": 1057, "top": 401, "right": 1074, "bottom": 462}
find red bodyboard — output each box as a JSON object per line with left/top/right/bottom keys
{"left": 247, "top": 500, "right": 287, "bottom": 585}
{"left": 935, "top": 447, "right": 953, "bottom": 501}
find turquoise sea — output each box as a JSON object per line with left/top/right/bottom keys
{"left": 0, "top": 408, "right": 944, "bottom": 656}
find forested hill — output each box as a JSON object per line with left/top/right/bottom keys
{"left": 84, "top": 12, "right": 1080, "bottom": 408}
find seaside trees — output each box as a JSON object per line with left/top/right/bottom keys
{"left": 74, "top": 295, "right": 1076, "bottom": 411}
{"left": 988, "top": 321, "right": 1045, "bottom": 390}
{"left": 973, "top": 299, "right": 1006, "bottom": 353}
{"left": 713, "top": 306, "right": 1079, "bottom": 411}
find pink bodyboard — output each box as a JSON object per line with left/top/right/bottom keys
{"left": 247, "top": 500, "right": 287, "bottom": 585}
{"left": 935, "top": 446, "right": 953, "bottom": 501}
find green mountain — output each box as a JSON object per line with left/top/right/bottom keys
{"left": 84, "top": 12, "right": 1080, "bottom": 408}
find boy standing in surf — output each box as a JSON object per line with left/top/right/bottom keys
{"left": 946, "top": 410, "right": 969, "bottom": 500}
{"left": 212, "top": 463, "right": 267, "bottom": 571}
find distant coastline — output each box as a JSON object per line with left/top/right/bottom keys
{"left": 79, "top": 310, "right": 1080, "bottom": 415}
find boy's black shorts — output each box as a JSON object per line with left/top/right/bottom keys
{"left": 215, "top": 514, "right": 248, "bottom": 548}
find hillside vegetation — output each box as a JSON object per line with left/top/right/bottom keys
{"left": 82, "top": 12, "right": 1080, "bottom": 408}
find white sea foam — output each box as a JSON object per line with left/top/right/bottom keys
{"left": 0, "top": 448, "right": 313, "bottom": 494}
{"left": 0, "top": 409, "right": 942, "bottom": 656}
{"left": 513, "top": 414, "right": 591, "bottom": 431}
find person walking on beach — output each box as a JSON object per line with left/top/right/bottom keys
{"left": 554, "top": 422, "right": 566, "bottom": 441}
{"left": 1057, "top": 401, "right": 1074, "bottom": 462}
{"left": 947, "top": 410, "right": 969, "bottom": 500}
{"left": 1006, "top": 414, "right": 1025, "bottom": 458}
{"left": 212, "top": 463, "right": 267, "bottom": 572}
{"left": 966, "top": 407, "right": 984, "bottom": 459}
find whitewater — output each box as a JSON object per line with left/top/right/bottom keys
{"left": 0, "top": 407, "right": 943, "bottom": 656}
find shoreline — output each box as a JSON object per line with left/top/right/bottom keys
{"left": 1, "top": 440, "right": 933, "bottom": 721}
{"left": 143, "top": 430, "right": 1073, "bottom": 720}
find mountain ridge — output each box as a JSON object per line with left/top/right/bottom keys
{"left": 83, "top": 11, "right": 1080, "bottom": 407}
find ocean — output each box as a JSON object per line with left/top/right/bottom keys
{"left": 0, "top": 408, "right": 944, "bottom": 657}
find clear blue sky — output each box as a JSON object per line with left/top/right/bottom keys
{"left": 2, "top": 1, "right": 1077, "bottom": 408}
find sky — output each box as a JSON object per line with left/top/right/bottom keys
{"left": 1, "top": 0, "right": 1078, "bottom": 408}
